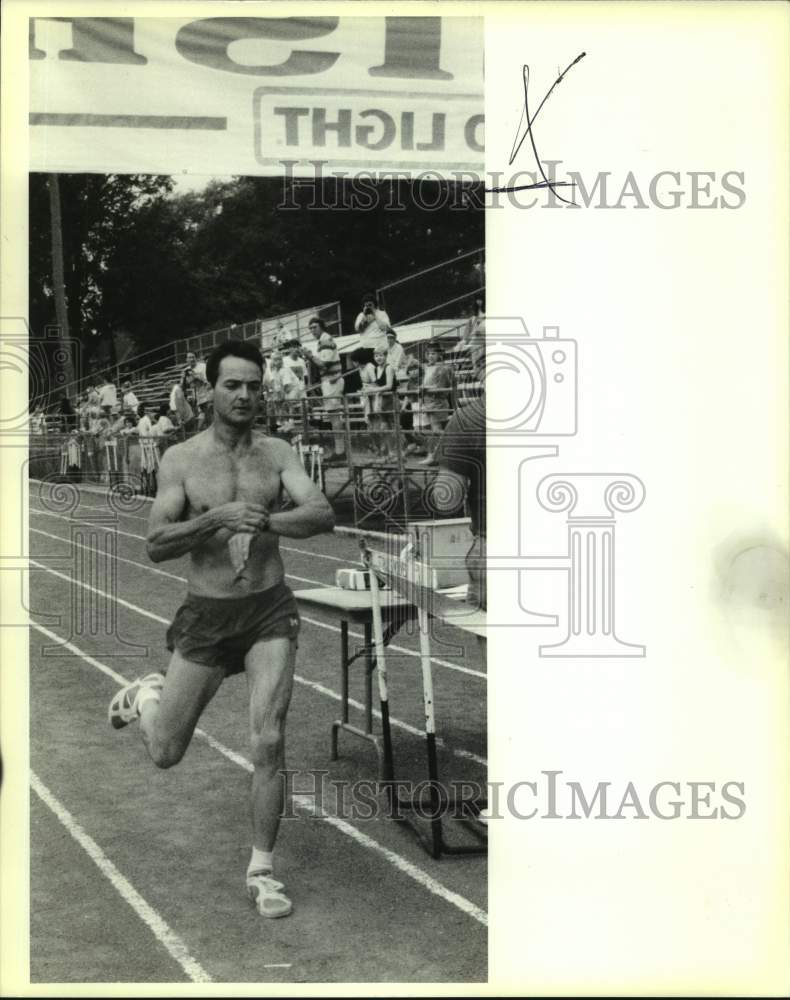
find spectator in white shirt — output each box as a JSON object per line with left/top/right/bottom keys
{"left": 136, "top": 403, "right": 155, "bottom": 438}
{"left": 281, "top": 345, "right": 308, "bottom": 399}
{"left": 181, "top": 352, "right": 211, "bottom": 424}
{"left": 354, "top": 296, "right": 391, "bottom": 356}
{"left": 98, "top": 379, "right": 118, "bottom": 413}
{"left": 122, "top": 381, "right": 139, "bottom": 414}
{"left": 29, "top": 405, "right": 47, "bottom": 435}
{"left": 154, "top": 403, "right": 176, "bottom": 440}
{"left": 263, "top": 350, "right": 302, "bottom": 412}
{"left": 385, "top": 329, "right": 406, "bottom": 372}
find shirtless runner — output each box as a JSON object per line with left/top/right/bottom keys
{"left": 108, "top": 339, "right": 335, "bottom": 918}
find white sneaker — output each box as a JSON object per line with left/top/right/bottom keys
{"left": 246, "top": 871, "right": 293, "bottom": 918}
{"left": 108, "top": 673, "right": 164, "bottom": 729}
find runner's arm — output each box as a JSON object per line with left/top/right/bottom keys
{"left": 268, "top": 442, "right": 335, "bottom": 538}
{"left": 146, "top": 449, "right": 269, "bottom": 562}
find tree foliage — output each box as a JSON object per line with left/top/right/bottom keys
{"left": 29, "top": 173, "right": 484, "bottom": 372}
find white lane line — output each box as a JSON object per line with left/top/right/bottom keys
{"left": 293, "top": 674, "right": 487, "bottom": 767}
{"left": 29, "top": 516, "right": 485, "bottom": 681}
{"left": 30, "top": 769, "right": 212, "bottom": 983}
{"left": 32, "top": 527, "right": 187, "bottom": 584}
{"left": 29, "top": 508, "right": 328, "bottom": 588}
{"left": 29, "top": 566, "right": 487, "bottom": 767}
{"left": 30, "top": 624, "right": 488, "bottom": 929}
{"left": 29, "top": 483, "right": 352, "bottom": 564}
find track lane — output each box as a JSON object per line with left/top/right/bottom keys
{"left": 29, "top": 601, "right": 487, "bottom": 982}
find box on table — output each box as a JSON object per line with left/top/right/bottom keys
{"left": 406, "top": 518, "right": 474, "bottom": 589}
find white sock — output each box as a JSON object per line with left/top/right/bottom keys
{"left": 135, "top": 686, "right": 160, "bottom": 714}
{"left": 248, "top": 848, "right": 273, "bottom": 877}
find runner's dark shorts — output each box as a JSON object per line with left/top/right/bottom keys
{"left": 166, "top": 580, "right": 300, "bottom": 676}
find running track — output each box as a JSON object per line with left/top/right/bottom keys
{"left": 28, "top": 480, "right": 487, "bottom": 984}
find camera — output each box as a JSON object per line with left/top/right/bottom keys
{"left": 3, "top": 319, "right": 82, "bottom": 436}
{"left": 481, "top": 317, "right": 577, "bottom": 437}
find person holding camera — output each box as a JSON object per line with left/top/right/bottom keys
{"left": 354, "top": 295, "right": 391, "bottom": 358}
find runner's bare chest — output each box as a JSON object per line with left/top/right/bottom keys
{"left": 184, "top": 441, "right": 283, "bottom": 518}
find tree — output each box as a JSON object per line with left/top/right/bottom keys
{"left": 45, "top": 174, "right": 75, "bottom": 387}
{"left": 30, "top": 173, "right": 174, "bottom": 375}
{"left": 29, "top": 172, "right": 484, "bottom": 389}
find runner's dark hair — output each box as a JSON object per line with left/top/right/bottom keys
{"left": 206, "top": 340, "right": 264, "bottom": 387}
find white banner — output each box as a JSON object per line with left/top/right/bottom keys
{"left": 29, "top": 15, "right": 483, "bottom": 177}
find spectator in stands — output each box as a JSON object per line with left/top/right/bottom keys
{"left": 57, "top": 394, "right": 76, "bottom": 432}
{"left": 120, "top": 415, "right": 137, "bottom": 437}
{"left": 77, "top": 391, "right": 91, "bottom": 430}
{"left": 354, "top": 295, "right": 391, "bottom": 358}
{"left": 306, "top": 316, "right": 325, "bottom": 342}
{"left": 83, "top": 406, "right": 111, "bottom": 480}
{"left": 282, "top": 343, "right": 308, "bottom": 392}
{"left": 154, "top": 402, "right": 177, "bottom": 441}
{"left": 110, "top": 414, "right": 136, "bottom": 476}
{"left": 29, "top": 405, "right": 47, "bottom": 435}
{"left": 399, "top": 360, "right": 423, "bottom": 456}
{"left": 182, "top": 352, "right": 211, "bottom": 427}
{"left": 98, "top": 377, "right": 118, "bottom": 414}
{"left": 305, "top": 317, "right": 329, "bottom": 372}
{"left": 64, "top": 429, "right": 83, "bottom": 481}
{"left": 362, "top": 347, "right": 398, "bottom": 462}
{"left": 109, "top": 410, "right": 127, "bottom": 436}
{"left": 385, "top": 329, "right": 406, "bottom": 373}
{"left": 87, "top": 383, "right": 101, "bottom": 407}
{"left": 417, "top": 343, "right": 454, "bottom": 466}
{"left": 122, "top": 380, "right": 139, "bottom": 414}
{"left": 432, "top": 328, "right": 487, "bottom": 610}
{"left": 343, "top": 348, "right": 366, "bottom": 398}
{"left": 273, "top": 319, "right": 297, "bottom": 352}
{"left": 169, "top": 380, "right": 194, "bottom": 429}
{"left": 307, "top": 318, "right": 345, "bottom": 462}
{"left": 137, "top": 402, "right": 155, "bottom": 438}
{"left": 263, "top": 350, "right": 302, "bottom": 430}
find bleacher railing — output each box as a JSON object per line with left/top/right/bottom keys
{"left": 41, "top": 302, "right": 344, "bottom": 417}
{"left": 175, "top": 301, "right": 342, "bottom": 361}
{"left": 28, "top": 342, "right": 480, "bottom": 528}
{"left": 36, "top": 340, "right": 181, "bottom": 412}
{"left": 377, "top": 248, "right": 484, "bottom": 326}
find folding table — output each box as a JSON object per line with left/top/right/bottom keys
{"left": 293, "top": 528, "right": 487, "bottom": 858}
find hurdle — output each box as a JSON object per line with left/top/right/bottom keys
{"left": 335, "top": 525, "right": 487, "bottom": 859}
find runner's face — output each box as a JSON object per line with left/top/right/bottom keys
{"left": 213, "top": 356, "right": 262, "bottom": 425}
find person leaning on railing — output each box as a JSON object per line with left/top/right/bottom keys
{"left": 263, "top": 350, "right": 302, "bottom": 432}
{"left": 305, "top": 317, "right": 345, "bottom": 463}
{"left": 417, "top": 342, "right": 454, "bottom": 466}
{"left": 398, "top": 359, "right": 424, "bottom": 457}
{"left": 361, "top": 346, "right": 398, "bottom": 463}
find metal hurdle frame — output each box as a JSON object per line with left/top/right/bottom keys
{"left": 139, "top": 437, "right": 160, "bottom": 496}
{"left": 337, "top": 525, "right": 487, "bottom": 859}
